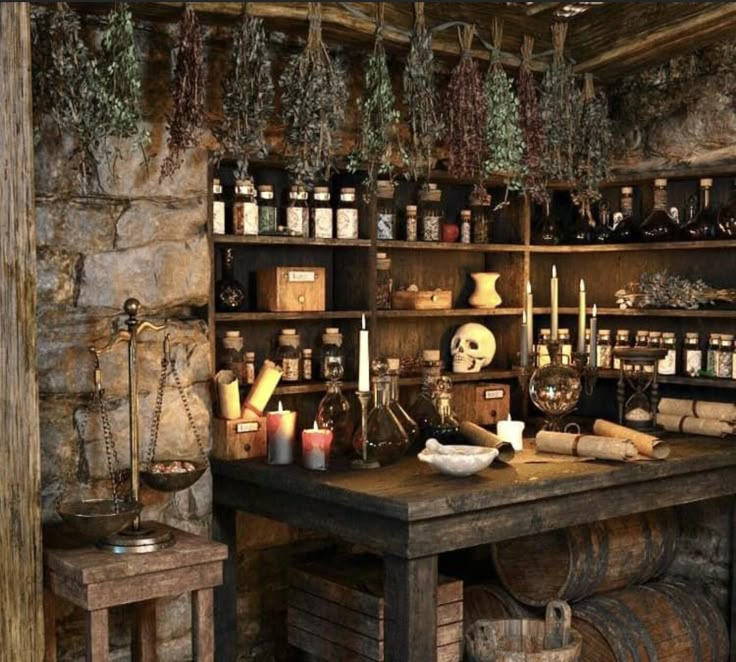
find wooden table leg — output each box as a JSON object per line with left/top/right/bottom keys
{"left": 384, "top": 555, "right": 438, "bottom": 662}
{"left": 85, "top": 609, "right": 109, "bottom": 662}
{"left": 730, "top": 497, "right": 736, "bottom": 662}
{"left": 133, "top": 599, "right": 157, "bottom": 662}
{"left": 213, "top": 501, "right": 237, "bottom": 662}
{"left": 43, "top": 588, "right": 56, "bottom": 662}
{"left": 193, "top": 588, "right": 214, "bottom": 662}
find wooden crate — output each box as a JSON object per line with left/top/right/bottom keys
{"left": 212, "top": 410, "right": 267, "bottom": 460}
{"left": 288, "top": 554, "right": 463, "bottom": 662}
{"left": 256, "top": 266, "right": 326, "bottom": 312}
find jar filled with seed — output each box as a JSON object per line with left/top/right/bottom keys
{"left": 258, "top": 185, "right": 277, "bottom": 234}
{"left": 405, "top": 205, "right": 418, "bottom": 242}
{"left": 419, "top": 184, "right": 442, "bottom": 242}
{"left": 718, "top": 334, "right": 733, "bottom": 378}
{"left": 312, "top": 186, "right": 333, "bottom": 239}
{"left": 612, "top": 329, "right": 630, "bottom": 371}
{"left": 376, "top": 181, "right": 396, "bottom": 240}
{"left": 707, "top": 333, "right": 720, "bottom": 375}
{"left": 597, "top": 330, "right": 613, "bottom": 369}
{"left": 471, "top": 190, "right": 492, "bottom": 244}
{"left": 273, "top": 329, "right": 302, "bottom": 382}
{"left": 460, "top": 210, "right": 472, "bottom": 244}
{"left": 233, "top": 178, "right": 258, "bottom": 236}
{"left": 376, "top": 252, "right": 392, "bottom": 310}
{"left": 659, "top": 332, "right": 677, "bottom": 375}
{"left": 286, "top": 184, "right": 310, "bottom": 237}
{"left": 336, "top": 187, "right": 359, "bottom": 239}
{"left": 683, "top": 332, "right": 701, "bottom": 377}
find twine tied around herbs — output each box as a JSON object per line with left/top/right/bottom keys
{"left": 375, "top": 2, "right": 385, "bottom": 41}
{"left": 458, "top": 24, "right": 476, "bottom": 59}
{"left": 552, "top": 22, "right": 568, "bottom": 67}
{"left": 491, "top": 17, "right": 503, "bottom": 65}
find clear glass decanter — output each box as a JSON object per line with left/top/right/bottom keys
{"left": 386, "top": 358, "right": 418, "bottom": 447}
{"left": 316, "top": 362, "right": 354, "bottom": 458}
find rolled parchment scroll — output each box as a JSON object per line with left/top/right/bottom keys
{"left": 658, "top": 398, "right": 736, "bottom": 423}
{"left": 536, "top": 430, "right": 638, "bottom": 462}
{"left": 656, "top": 414, "right": 735, "bottom": 438}
{"left": 459, "top": 421, "right": 515, "bottom": 462}
{"left": 593, "top": 419, "right": 670, "bottom": 459}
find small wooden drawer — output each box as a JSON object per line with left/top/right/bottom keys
{"left": 391, "top": 289, "right": 452, "bottom": 310}
{"left": 212, "top": 411, "right": 267, "bottom": 461}
{"left": 454, "top": 383, "right": 510, "bottom": 426}
{"left": 256, "top": 266, "right": 326, "bottom": 312}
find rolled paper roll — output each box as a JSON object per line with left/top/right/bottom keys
{"left": 459, "top": 421, "right": 515, "bottom": 462}
{"left": 215, "top": 370, "right": 241, "bottom": 420}
{"left": 536, "top": 430, "right": 638, "bottom": 462}
{"left": 656, "top": 414, "right": 735, "bottom": 438}
{"left": 593, "top": 419, "right": 670, "bottom": 460}
{"left": 244, "top": 360, "right": 283, "bottom": 416}
{"left": 658, "top": 398, "right": 736, "bottom": 423}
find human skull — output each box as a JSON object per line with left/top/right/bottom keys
{"left": 450, "top": 323, "right": 496, "bottom": 373}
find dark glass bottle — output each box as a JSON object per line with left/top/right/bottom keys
{"left": 407, "top": 350, "right": 442, "bottom": 451}
{"left": 612, "top": 186, "right": 637, "bottom": 242}
{"left": 681, "top": 178, "right": 717, "bottom": 240}
{"left": 717, "top": 179, "right": 736, "bottom": 238}
{"left": 215, "top": 248, "right": 246, "bottom": 312}
{"left": 316, "top": 361, "right": 354, "bottom": 458}
{"left": 424, "top": 376, "right": 462, "bottom": 444}
{"left": 639, "top": 178, "right": 678, "bottom": 242}
{"left": 591, "top": 199, "right": 613, "bottom": 243}
{"left": 568, "top": 202, "right": 592, "bottom": 244}
{"left": 532, "top": 200, "right": 559, "bottom": 245}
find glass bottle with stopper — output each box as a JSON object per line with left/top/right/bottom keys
{"left": 612, "top": 186, "right": 637, "bottom": 242}
{"left": 717, "top": 178, "right": 736, "bottom": 238}
{"left": 386, "top": 358, "right": 418, "bottom": 446}
{"left": 591, "top": 199, "right": 613, "bottom": 243}
{"left": 425, "top": 376, "right": 462, "bottom": 444}
{"left": 316, "top": 360, "right": 354, "bottom": 458}
{"left": 640, "top": 178, "right": 679, "bottom": 241}
{"left": 408, "top": 349, "right": 442, "bottom": 451}
{"left": 681, "top": 178, "right": 717, "bottom": 240}
{"left": 215, "top": 248, "right": 246, "bottom": 312}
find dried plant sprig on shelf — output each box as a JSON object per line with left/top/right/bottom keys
{"left": 161, "top": 4, "right": 205, "bottom": 181}
{"left": 350, "top": 3, "right": 401, "bottom": 195}
{"left": 402, "top": 2, "right": 444, "bottom": 182}
{"left": 615, "top": 272, "right": 736, "bottom": 310}
{"left": 444, "top": 24, "right": 487, "bottom": 180}
{"left": 215, "top": 4, "right": 275, "bottom": 176}
{"left": 280, "top": 2, "right": 348, "bottom": 185}
{"left": 540, "top": 23, "right": 579, "bottom": 183}
{"left": 484, "top": 19, "right": 525, "bottom": 190}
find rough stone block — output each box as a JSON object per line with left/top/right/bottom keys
{"left": 115, "top": 197, "right": 206, "bottom": 249}
{"left": 37, "top": 247, "right": 80, "bottom": 305}
{"left": 36, "top": 197, "right": 125, "bottom": 253}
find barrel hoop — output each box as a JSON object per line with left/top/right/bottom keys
{"left": 643, "top": 583, "right": 703, "bottom": 662}
{"left": 570, "top": 521, "right": 609, "bottom": 601}
{"left": 631, "top": 512, "right": 655, "bottom": 586}
{"left": 655, "top": 511, "right": 678, "bottom": 577}
{"left": 576, "top": 593, "right": 658, "bottom": 660}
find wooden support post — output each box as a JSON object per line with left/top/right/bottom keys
{"left": 43, "top": 589, "right": 57, "bottom": 662}
{"left": 133, "top": 600, "right": 157, "bottom": 662}
{"left": 731, "top": 497, "right": 736, "bottom": 662}
{"left": 384, "top": 555, "right": 438, "bottom": 662}
{"left": 0, "top": 4, "right": 43, "bottom": 662}
{"left": 192, "top": 588, "right": 214, "bottom": 662}
{"left": 86, "top": 609, "right": 109, "bottom": 662}
{"left": 212, "top": 502, "right": 237, "bottom": 662}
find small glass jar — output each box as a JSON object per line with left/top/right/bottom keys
{"left": 312, "top": 186, "right": 333, "bottom": 239}
{"left": 597, "top": 330, "right": 613, "bottom": 369}
{"left": 336, "top": 187, "right": 359, "bottom": 239}
{"left": 647, "top": 331, "right": 662, "bottom": 374}
{"left": 683, "top": 332, "right": 702, "bottom": 377}
{"left": 419, "top": 184, "right": 442, "bottom": 242}
{"left": 659, "top": 332, "right": 677, "bottom": 376}
{"left": 405, "top": 205, "right": 418, "bottom": 242}
{"left": 718, "top": 334, "right": 733, "bottom": 378}
{"left": 707, "top": 334, "right": 720, "bottom": 375}
{"left": 286, "top": 185, "right": 310, "bottom": 237}
{"left": 471, "top": 191, "right": 492, "bottom": 244}
{"left": 537, "top": 328, "right": 552, "bottom": 367}
{"left": 258, "top": 185, "right": 277, "bottom": 235}
{"left": 320, "top": 327, "right": 345, "bottom": 379}
{"left": 273, "top": 329, "right": 302, "bottom": 382}
{"left": 376, "top": 252, "right": 392, "bottom": 311}
{"left": 244, "top": 351, "right": 256, "bottom": 385}
{"left": 460, "top": 210, "right": 472, "bottom": 244}
{"left": 612, "top": 329, "right": 631, "bottom": 371}
{"left": 376, "top": 181, "right": 396, "bottom": 240}
{"left": 233, "top": 178, "right": 258, "bottom": 236}
{"left": 302, "top": 348, "right": 313, "bottom": 381}
{"left": 212, "top": 178, "right": 226, "bottom": 235}
{"left": 221, "top": 331, "right": 245, "bottom": 385}
{"left": 635, "top": 330, "right": 650, "bottom": 348}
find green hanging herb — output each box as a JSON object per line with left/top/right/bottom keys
{"left": 484, "top": 19, "right": 525, "bottom": 189}
{"left": 573, "top": 74, "right": 612, "bottom": 211}
{"left": 350, "top": 3, "right": 401, "bottom": 194}
{"left": 160, "top": 4, "right": 205, "bottom": 181}
{"left": 402, "top": 2, "right": 443, "bottom": 182}
{"left": 444, "top": 24, "right": 487, "bottom": 181}
{"left": 280, "top": 2, "right": 348, "bottom": 184}
{"left": 540, "top": 23, "right": 579, "bottom": 183}
{"left": 215, "top": 4, "right": 275, "bottom": 175}
{"left": 517, "top": 36, "right": 548, "bottom": 205}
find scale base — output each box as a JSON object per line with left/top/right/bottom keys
{"left": 98, "top": 521, "right": 175, "bottom": 554}
{"left": 351, "top": 458, "right": 381, "bottom": 470}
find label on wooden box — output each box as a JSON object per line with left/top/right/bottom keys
{"left": 257, "top": 266, "right": 326, "bottom": 312}
{"left": 213, "top": 412, "right": 267, "bottom": 461}
{"left": 454, "top": 383, "right": 510, "bottom": 426}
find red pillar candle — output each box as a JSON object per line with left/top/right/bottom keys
{"left": 301, "top": 421, "right": 333, "bottom": 471}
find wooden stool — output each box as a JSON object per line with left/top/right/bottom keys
{"left": 44, "top": 524, "right": 228, "bottom": 662}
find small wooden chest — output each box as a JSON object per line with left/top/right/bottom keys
{"left": 288, "top": 553, "right": 463, "bottom": 662}
{"left": 454, "top": 382, "right": 510, "bottom": 426}
{"left": 256, "top": 266, "right": 326, "bottom": 312}
{"left": 212, "top": 410, "right": 267, "bottom": 460}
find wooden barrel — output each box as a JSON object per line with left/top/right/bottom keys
{"left": 464, "top": 584, "right": 538, "bottom": 635}
{"left": 492, "top": 509, "right": 678, "bottom": 606}
{"left": 572, "top": 581, "right": 729, "bottom": 661}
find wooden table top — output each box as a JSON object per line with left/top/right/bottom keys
{"left": 212, "top": 434, "right": 736, "bottom": 523}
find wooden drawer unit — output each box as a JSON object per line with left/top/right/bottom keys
{"left": 212, "top": 412, "right": 267, "bottom": 461}
{"left": 256, "top": 266, "right": 326, "bottom": 312}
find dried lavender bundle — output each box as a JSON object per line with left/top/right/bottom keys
{"left": 540, "top": 23, "right": 579, "bottom": 183}
{"left": 615, "top": 271, "right": 736, "bottom": 310}
{"left": 484, "top": 19, "right": 525, "bottom": 189}
{"left": 402, "top": 2, "right": 444, "bottom": 181}
{"left": 280, "top": 2, "right": 347, "bottom": 184}
{"left": 161, "top": 4, "right": 205, "bottom": 181}
{"left": 215, "top": 5, "right": 275, "bottom": 175}
{"left": 517, "top": 36, "right": 548, "bottom": 205}
{"left": 444, "top": 25, "right": 487, "bottom": 180}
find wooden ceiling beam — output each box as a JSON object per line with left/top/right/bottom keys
{"left": 525, "top": 3, "right": 562, "bottom": 16}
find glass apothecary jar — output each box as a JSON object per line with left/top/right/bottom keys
{"left": 532, "top": 201, "right": 560, "bottom": 245}
{"left": 640, "top": 179, "right": 678, "bottom": 242}
{"left": 405, "top": 205, "right": 418, "bottom": 242}
{"left": 376, "top": 252, "right": 392, "bottom": 310}
{"left": 419, "top": 184, "right": 442, "bottom": 242}
{"left": 272, "top": 329, "right": 302, "bottom": 382}
{"left": 683, "top": 332, "right": 702, "bottom": 377}
{"left": 233, "top": 178, "right": 258, "bottom": 236}
{"left": 220, "top": 331, "right": 245, "bottom": 385}
{"left": 386, "top": 358, "right": 418, "bottom": 446}
{"left": 471, "top": 190, "right": 492, "bottom": 244}
{"left": 312, "top": 186, "right": 334, "bottom": 239}
{"left": 612, "top": 186, "right": 638, "bottom": 242}
{"left": 258, "top": 185, "right": 277, "bottom": 235}
{"left": 681, "top": 178, "right": 717, "bottom": 241}
{"left": 376, "top": 181, "right": 396, "bottom": 240}
{"left": 336, "top": 187, "right": 359, "bottom": 239}
{"left": 286, "top": 184, "right": 310, "bottom": 237}
{"left": 320, "top": 327, "right": 345, "bottom": 379}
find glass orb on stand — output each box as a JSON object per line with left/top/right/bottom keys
{"left": 529, "top": 341, "right": 582, "bottom": 431}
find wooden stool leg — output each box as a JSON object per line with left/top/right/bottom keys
{"left": 86, "top": 609, "right": 109, "bottom": 662}
{"left": 43, "top": 588, "right": 57, "bottom": 662}
{"left": 192, "top": 588, "right": 214, "bottom": 662}
{"left": 134, "top": 599, "right": 157, "bottom": 662}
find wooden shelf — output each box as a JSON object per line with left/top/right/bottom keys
{"left": 214, "top": 235, "right": 371, "bottom": 248}
{"left": 273, "top": 381, "right": 358, "bottom": 396}
{"left": 377, "top": 308, "right": 523, "bottom": 319}
{"left": 596, "top": 369, "right": 736, "bottom": 390}
{"left": 530, "top": 239, "right": 736, "bottom": 253}
{"left": 216, "top": 311, "right": 368, "bottom": 322}
{"left": 377, "top": 240, "right": 526, "bottom": 253}
{"left": 533, "top": 307, "right": 736, "bottom": 319}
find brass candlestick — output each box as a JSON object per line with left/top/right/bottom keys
{"left": 351, "top": 391, "right": 380, "bottom": 470}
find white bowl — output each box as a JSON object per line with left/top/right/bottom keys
{"left": 418, "top": 439, "right": 499, "bottom": 477}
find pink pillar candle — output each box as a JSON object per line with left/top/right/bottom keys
{"left": 267, "top": 401, "right": 297, "bottom": 465}
{"left": 301, "top": 422, "right": 334, "bottom": 471}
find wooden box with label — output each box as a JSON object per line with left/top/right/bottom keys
{"left": 257, "top": 267, "right": 326, "bottom": 312}
{"left": 454, "top": 382, "right": 510, "bottom": 426}
{"left": 212, "top": 410, "right": 267, "bottom": 461}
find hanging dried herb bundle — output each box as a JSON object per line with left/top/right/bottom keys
{"left": 517, "top": 36, "right": 547, "bottom": 205}
{"left": 540, "top": 23, "right": 579, "bottom": 182}
{"left": 444, "top": 25, "right": 487, "bottom": 180}
{"left": 615, "top": 272, "right": 736, "bottom": 310}
{"left": 402, "top": 2, "right": 444, "bottom": 181}
{"left": 215, "top": 4, "right": 275, "bottom": 175}
{"left": 280, "top": 2, "right": 348, "bottom": 184}
{"left": 572, "top": 74, "right": 612, "bottom": 210}
{"left": 160, "top": 4, "right": 205, "bottom": 181}
{"left": 484, "top": 19, "right": 525, "bottom": 188}
{"left": 351, "top": 3, "right": 401, "bottom": 194}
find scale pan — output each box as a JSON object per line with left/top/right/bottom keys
{"left": 140, "top": 459, "right": 207, "bottom": 493}
{"left": 58, "top": 499, "right": 142, "bottom": 540}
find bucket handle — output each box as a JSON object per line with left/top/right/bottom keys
{"left": 544, "top": 600, "right": 571, "bottom": 649}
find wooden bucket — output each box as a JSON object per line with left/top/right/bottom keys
{"left": 464, "top": 584, "right": 538, "bottom": 635}
{"left": 572, "top": 580, "right": 729, "bottom": 662}
{"left": 466, "top": 601, "right": 582, "bottom": 662}
{"left": 492, "top": 509, "right": 678, "bottom": 606}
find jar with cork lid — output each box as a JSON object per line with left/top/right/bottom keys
{"left": 286, "top": 184, "right": 310, "bottom": 237}
{"left": 683, "top": 332, "right": 701, "bottom": 377}
{"left": 312, "top": 186, "right": 334, "bottom": 239}
{"left": 597, "top": 330, "right": 613, "bottom": 369}
{"left": 376, "top": 181, "right": 396, "bottom": 240}
{"left": 613, "top": 329, "right": 630, "bottom": 371}
{"left": 221, "top": 331, "right": 245, "bottom": 386}
{"left": 405, "top": 205, "right": 418, "bottom": 242}
{"left": 718, "top": 334, "right": 734, "bottom": 378}
{"left": 258, "top": 185, "right": 277, "bottom": 235}
{"left": 272, "top": 329, "right": 302, "bottom": 382}
{"left": 336, "top": 187, "right": 359, "bottom": 239}
{"left": 659, "top": 332, "right": 677, "bottom": 375}
{"left": 320, "top": 327, "right": 345, "bottom": 379}
{"left": 419, "top": 184, "right": 442, "bottom": 242}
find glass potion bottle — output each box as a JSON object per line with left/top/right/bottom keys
{"left": 316, "top": 361, "right": 354, "bottom": 458}
{"left": 386, "top": 358, "right": 418, "bottom": 446}
{"left": 681, "top": 178, "right": 717, "bottom": 240}
{"left": 407, "top": 350, "right": 442, "bottom": 451}
{"left": 215, "top": 248, "right": 246, "bottom": 312}
{"left": 591, "top": 199, "right": 614, "bottom": 243}
{"left": 717, "top": 178, "right": 736, "bottom": 238}
{"left": 425, "top": 376, "right": 462, "bottom": 444}
{"left": 640, "top": 179, "right": 678, "bottom": 241}
{"left": 532, "top": 199, "right": 559, "bottom": 245}
{"left": 612, "top": 186, "right": 637, "bottom": 242}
